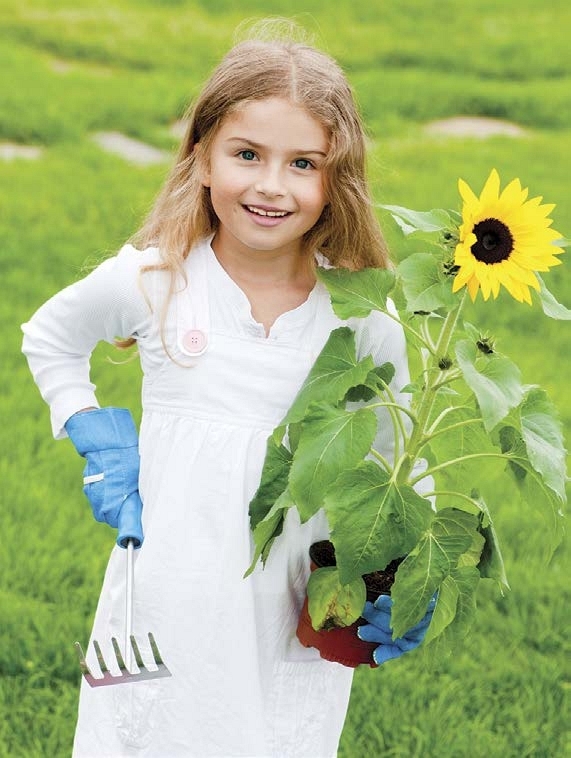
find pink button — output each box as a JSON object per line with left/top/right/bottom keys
{"left": 181, "top": 329, "right": 207, "bottom": 355}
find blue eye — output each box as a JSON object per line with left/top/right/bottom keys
{"left": 293, "top": 158, "right": 312, "bottom": 170}
{"left": 239, "top": 150, "right": 256, "bottom": 161}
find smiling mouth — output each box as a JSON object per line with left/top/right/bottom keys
{"left": 245, "top": 205, "right": 291, "bottom": 218}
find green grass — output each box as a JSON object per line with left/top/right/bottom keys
{"left": 1, "top": 1, "right": 569, "bottom": 755}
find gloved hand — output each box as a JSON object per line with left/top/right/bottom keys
{"left": 65, "top": 407, "right": 144, "bottom": 548}
{"left": 357, "top": 594, "right": 436, "bottom": 665}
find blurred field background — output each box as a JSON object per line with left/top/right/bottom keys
{"left": 1, "top": 0, "right": 569, "bottom": 755}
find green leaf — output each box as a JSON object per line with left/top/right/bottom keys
{"left": 245, "top": 489, "right": 293, "bottom": 577}
{"left": 519, "top": 388, "right": 568, "bottom": 501}
{"left": 498, "top": 422, "right": 566, "bottom": 550}
{"left": 381, "top": 204, "right": 454, "bottom": 235}
{"left": 397, "top": 253, "right": 458, "bottom": 313}
{"left": 306, "top": 567, "right": 366, "bottom": 630}
{"left": 289, "top": 404, "right": 378, "bottom": 522}
{"left": 315, "top": 267, "right": 395, "bottom": 319}
{"left": 344, "top": 362, "right": 396, "bottom": 403}
{"left": 325, "top": 461, "right": 433, "bottom": 583}
{"left": 534, "top": 275, "right": 571, "bottom": 320}
{"left": 277, "top": 327, "right": 375, "bottom": 433}
{"left": 390, "top": 508, "right": 480, "bottom": 636}
{"left": 455, "top": 339, "right": 525, "bottom": 431}
{"left": 457, "top": 529, "right": 485, "bottom": 569}
{"left": 248, "top": 437, "right": 292, "bottom": 530}
{"left": 426, "top": 405, "right": 504, "bottom": 495}
{"left": 423, "top": 566, "right": 480, "bottom": 647}
{"left": 474, "top": 496, "right": 510, "bottom": 591}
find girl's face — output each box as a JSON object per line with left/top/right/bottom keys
{"left": 201, "top": 97, "right": 329, "bottom": 262}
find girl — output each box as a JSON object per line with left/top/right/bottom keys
{"left": 22, "top": 25, "right": 430, "bottom": 758}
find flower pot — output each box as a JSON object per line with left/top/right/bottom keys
{"left": 295, "top": 541, "right": 402, "bottom": 669}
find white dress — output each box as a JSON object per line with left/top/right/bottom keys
{"left": 21, "top": 238, "right": 411, "bottom": 758}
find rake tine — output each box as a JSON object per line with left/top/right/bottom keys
{"left": 129, "top": 634, "right": 146, "bottom": 670}
{"left": 148, "top": 632, "right": 167, "bottom": 667}
{"left": 111, "top": 637, "right": 127, "bottom": 672}
{"left": 93, "top": 639, "right": 110, "bottom": 674}
{"left": 74, "top": 641, "right": 92, "bottom": 678}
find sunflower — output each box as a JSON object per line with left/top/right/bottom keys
{"left": 452, "top": 168, "right": 563, "bottom": 303}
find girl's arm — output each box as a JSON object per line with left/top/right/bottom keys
{"left": 21, "top": 245, "right": 156, "bottom": 438}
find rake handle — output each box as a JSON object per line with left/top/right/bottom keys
{"left": 117, "top": 501, "right": 142, "bottom": 672}
{"left": 125, "top": 539, "right": 135, "bottom": 671}
{"left": 116, "top": 494, "right": 144, "bottom": 549}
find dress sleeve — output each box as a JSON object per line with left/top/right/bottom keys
{"left": 21, "top": 244, "right": 155, "bottom": 439}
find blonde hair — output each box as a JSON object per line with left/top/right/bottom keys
{"left": 131, "top": 23, "right": 390, "bottom": 274}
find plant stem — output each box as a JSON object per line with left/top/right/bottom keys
{"left": 397, "top": 292, "right": 467, "bottom": 483}
{"left": 383, "top": 309, "right": 435, "bottom": 355}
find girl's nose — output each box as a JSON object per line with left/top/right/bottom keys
{"left": 254, "top": 165, "right": 286, "bottom": 198}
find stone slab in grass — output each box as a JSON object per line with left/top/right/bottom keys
{"left": 0, "top": 143, "right": 43, "bottom": 160}
{"left": 425, "top": 116, "right": 526, "bottom": 138}
{"left": 92, "top": 131, "right": 170, "bottom": 166}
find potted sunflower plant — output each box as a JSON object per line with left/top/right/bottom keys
{"left": 246, "top": 169, "right": 568, "bottom": 667}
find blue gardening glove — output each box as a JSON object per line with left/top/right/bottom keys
{"left": 357, "top": 594, "right": 436, "bottom": 665}
{"left": 65, "top": 407, "right": 144, "bottom": 548}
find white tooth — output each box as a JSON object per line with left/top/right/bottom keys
{"left": 247, "top": 206, "right": 287, "bottom": 217}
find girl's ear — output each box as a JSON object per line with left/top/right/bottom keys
{"left": 194, "top": 143, "right": 210, "bottom": 187}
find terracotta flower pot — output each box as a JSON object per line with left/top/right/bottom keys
{"left": 296, "top": 541, "right": 402, "bottom": 668}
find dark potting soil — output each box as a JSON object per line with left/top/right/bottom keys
{"left": 309, "top": 540, "right": 403, "bottom": 602}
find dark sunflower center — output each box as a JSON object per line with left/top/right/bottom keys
{"left": 470, "top": 218, "right": 514, "bottom": 264}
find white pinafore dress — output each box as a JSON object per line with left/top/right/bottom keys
{"left": 71, "top": 239, "right": 356, "bottom": 757}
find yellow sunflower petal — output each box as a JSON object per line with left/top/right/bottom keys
{"left": 467, "top": 276, "right": 480, "bottom": 301}
{"left": 458, "top": 178, "right": 479, "bottom": 207}
{"left": 454, "top": 169, "right": 563, "bottom": 304}
{"left": 490, "top": 276, "right": 501, "bottom": 299}
{"left": 500, "top": 177, "right": 528, "bottom": 209}
{"left": 479, "top": 168, "right": 501, "bottom": 207}
{"left": 503, "top": 277, "right": 528, "bottom": 303}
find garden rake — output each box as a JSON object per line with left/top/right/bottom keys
{"left": 74, "top": 501, "right": 172, "bottom": 687}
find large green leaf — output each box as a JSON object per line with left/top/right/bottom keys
{"left": 423, "top": 566, "right": 480, "bottom": 647}
{"left": 325, "top": 461, "right": 433, "bottom": 583}
{"left": 496, "top": 386, "right": 568, "bottom": 506}
{"left": 426, "top": 405, "right": 504, "bottom": 494}
{"left": 397, "top": 253, "right": 458, "bottom": 313}
{"left": 289, "top": 404, "right": 378, "bottom": 522}
{"left": 315, "top": 267, "right": 395, "bottom": 319}
{"left": 306, "top": 567, "right": 366, "bottom": 630}
{"left": 455, "top": 339, "right": 525, "bottom": 431}
{"left": 277, "top": 327, "right": 375, "bottom": 433}
{"left": 498, "top": 426, "right": 566, "bottom": 548}
{"left": 519, "top": 388, "right": 567, "bottom": 501}
{"left": 248, "top": 437, "right": 292, "bottom": 530}
{"left": 390, "top": 508, "right": 480, "bottom": 636}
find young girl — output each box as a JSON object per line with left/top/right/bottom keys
{"left": 22, "top": 25, "right": 431, "bottom": 758}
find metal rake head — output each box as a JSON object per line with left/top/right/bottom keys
{"left": 74, "top": 632, "right": 172, "bottom": 687}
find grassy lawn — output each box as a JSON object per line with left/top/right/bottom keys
{"left": 1, "top": 1, "right": 569, "bottom": 755}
